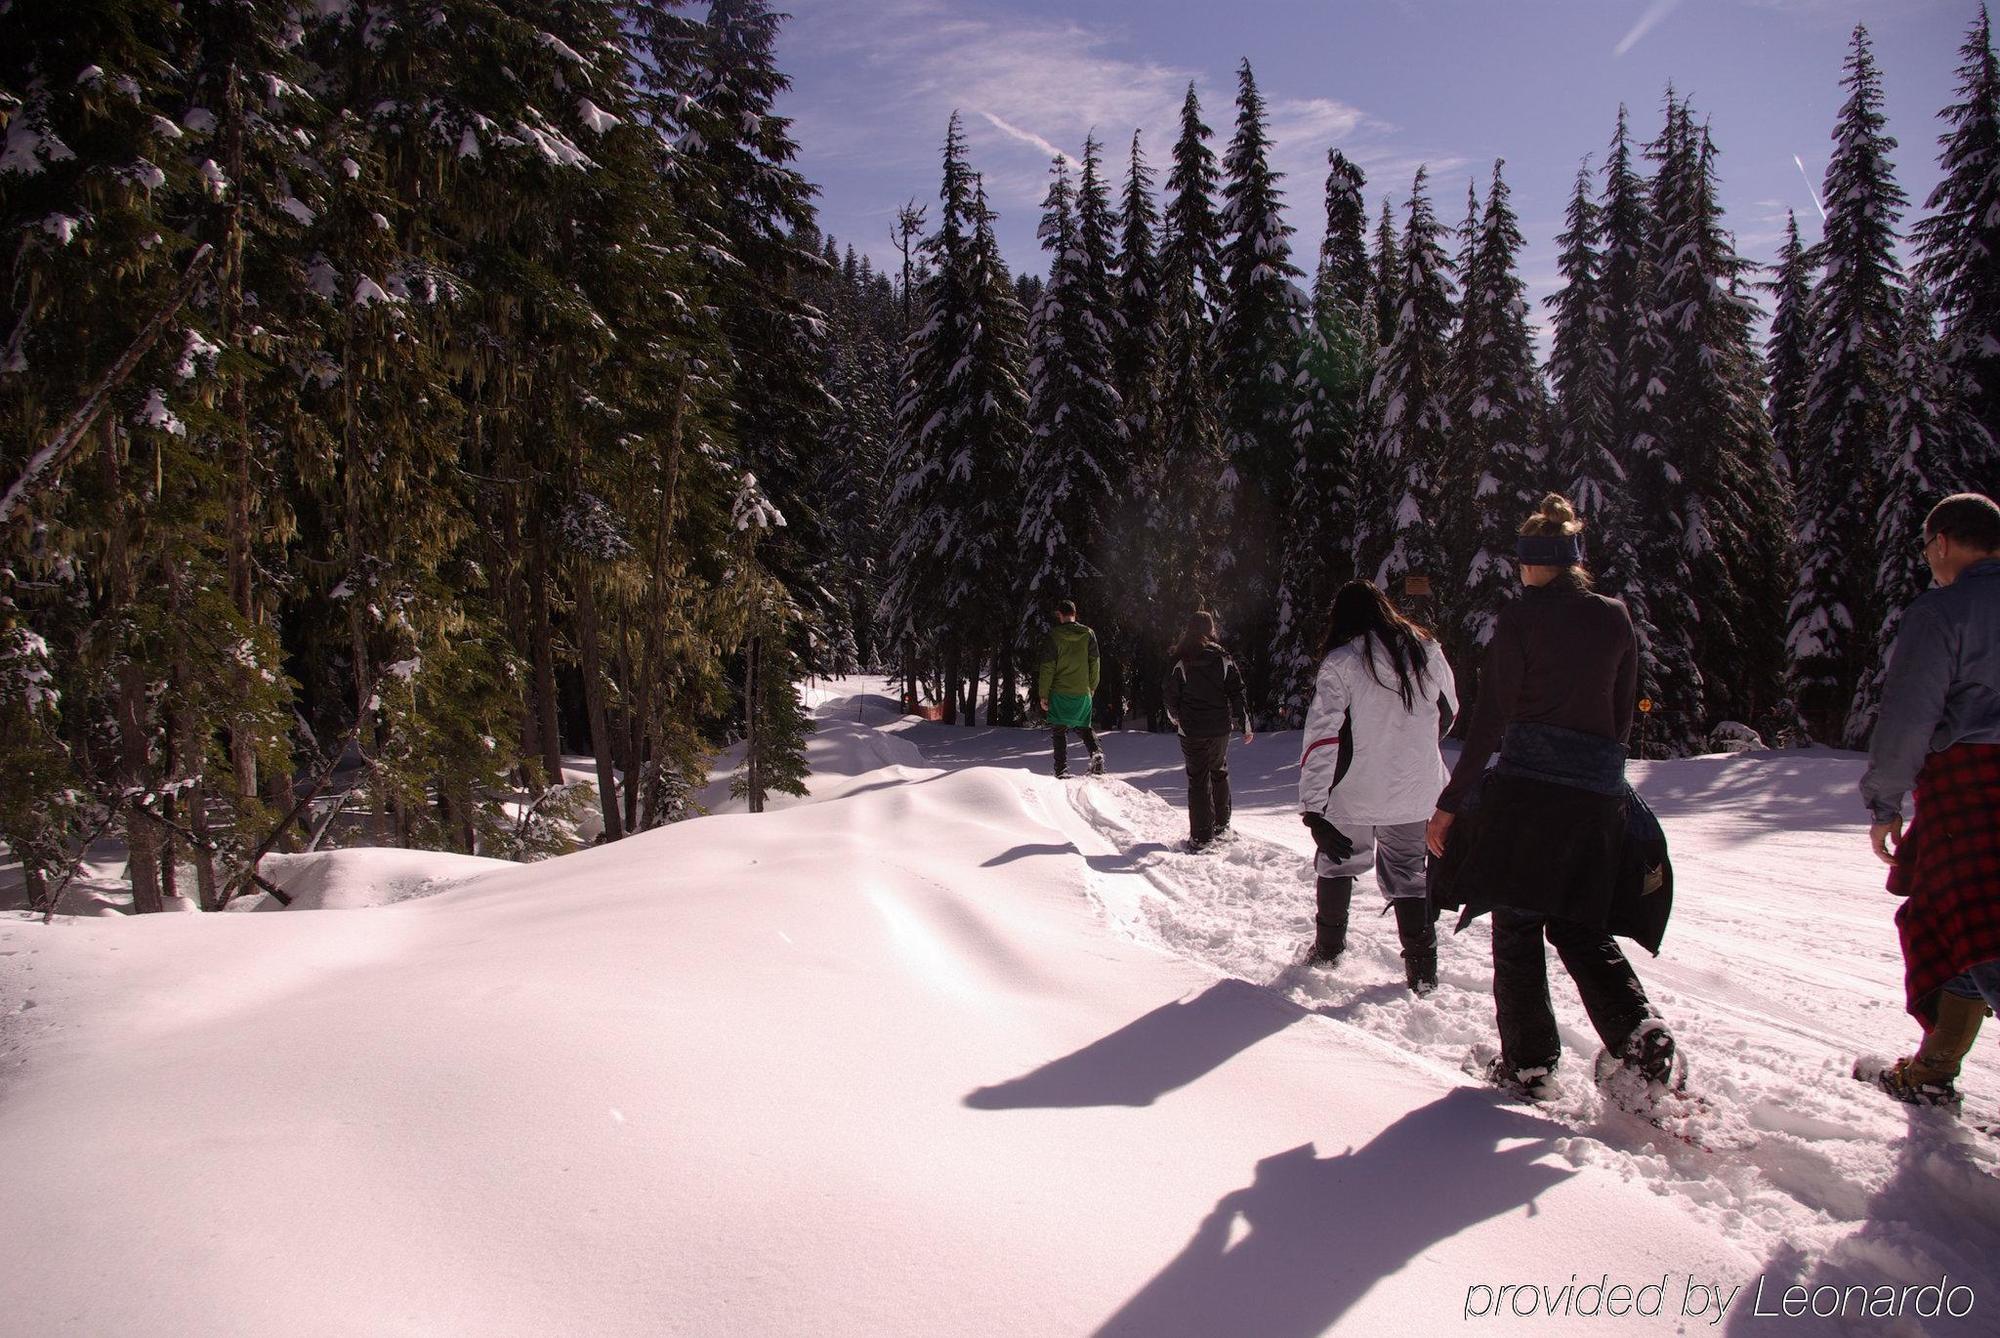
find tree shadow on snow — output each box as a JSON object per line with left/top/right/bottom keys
{"left": 964, "top": 978, "right": 1302, "bottom": 1109}
{"left": 1094, "top": 1089, "right": 1577, "bottom": 1338}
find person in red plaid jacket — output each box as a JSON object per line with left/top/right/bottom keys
{"left": 1859, "top": 493, "right": 2000, "bottom": 1108}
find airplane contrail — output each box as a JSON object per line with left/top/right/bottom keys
{"left": 1794, "top": 154, "right": 1828, "bottom": 222}
{"left": 1614, "top": 0, "right": 1681, "bottom": 57}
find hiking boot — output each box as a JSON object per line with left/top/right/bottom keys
{"left": 1393, "top": 898, "right": 1438, "bottom": 997}
{"left": 1306, "top": 935, "right": 1345, "bottom": 968}
{"left": 1403, "top": 950, "right": 1438, "bottom": 997}
{"left": 1869, "top": 1058, "right": 1964, "bottom": 1110}
{"left": 1089, "top": 751, "right": 1105, "bottom": 776}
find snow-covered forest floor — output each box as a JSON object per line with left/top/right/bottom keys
{"left": 4, "top": 679, "right": 1999, "bottom": 1334}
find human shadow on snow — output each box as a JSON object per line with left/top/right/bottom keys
{"left": 964, "top": 978, "right": 1301, "bottom": 1109}
{"left": 1094, "top": 1089, "right": 1578, "bottom": 1338}
{"left": 1722, "top": 1105, "right": 2000, "bottom": 1335}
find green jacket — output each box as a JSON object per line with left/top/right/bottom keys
{"left": 1037, "top": 621, "right": 1100, "bottom": 703}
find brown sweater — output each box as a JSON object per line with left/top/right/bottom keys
{"left": 1438, "top": 574, "right": 1639, "bottom": 813}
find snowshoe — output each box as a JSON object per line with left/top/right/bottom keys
{"left": 1465, "top": 1044, "right": 1558, "bottom": 1103}
{"left": 1853, "top": 1055, "right": 1963, "bottom": 1112}
{"left": 1592, "top": 1036, "right": 1745, "bottom": 1153}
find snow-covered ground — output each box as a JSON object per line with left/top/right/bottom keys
{"left": 4, "top": 678, "right": 1998, "bottom": 1334}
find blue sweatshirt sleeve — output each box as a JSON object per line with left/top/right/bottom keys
{"left": 1861, "top": 600, "right": 1955, "bottom": 822}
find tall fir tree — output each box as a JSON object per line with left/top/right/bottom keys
{"left": 1270, "top": 150, "right": 1369, "bottom": 725}
{"left": 1788, "top": 26, "right": 1908, "bottom": 744}
{"left": 1212, "top": 60, "right": 1303, "bottom": 711}
{"left": 1764, "top": 211, "right": 1817, "bottom": 489}
{"left": 1366, "top": 167, "right": 1456, "bottom": 631}
{"left": 1913, "top": 3, "right": 2000, "bottom": 488}
{"left": 1452, "top": 161, "right": 1548, "bottom": 671}
{"left": 1848, "top": 281, "right": 1958, "bottom": 743}
{"left": 1544, "top": 160, "right": 1616, "bottom": 511}
{"left": 1652, "top": 113, "right": 1790, "bottom": 738}
{"left": 1596, "top": 103, "right": 1669, "bottom": 723}
{"left": 1019, "top": 150, "right": 1126, "bottom": 611}
{"left": 1108, "top": 129, "right": 1164, "bottom": 716}
{"left": 1139, "top": 82, "right": 1228, "bottom": 725}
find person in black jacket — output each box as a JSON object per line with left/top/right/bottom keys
{"left": 1427, "top": 494, "right": 1679, "bottom": 1101}
{"left": 1163, "top": 611, "right": 1255, "bottom": 851}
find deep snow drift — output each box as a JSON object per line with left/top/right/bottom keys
{"left": 4, "top": 681, "right": 1999, "bottom": 1335}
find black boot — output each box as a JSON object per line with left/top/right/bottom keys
{"left": 1393, "top": 896, "right": 1438, "bottom": 996}
{"left": 1310, "top": 876, "right": 1353, "bottom": 965}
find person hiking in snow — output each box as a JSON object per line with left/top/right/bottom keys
{"left": 1163, "top": 611, "right": 1253, "bottom": 851}
{"left": 1036, "top": 599, "right": 1104, "bottom": 779}
{"left": 1858, "top": 493, "right": 2000, "bottom": 1110}
{"left": 1297, "top": 581, "right": 1457, "bottom": 994}
{"left": 1427, "top": 494, "right": 1679, "bottom": 1100}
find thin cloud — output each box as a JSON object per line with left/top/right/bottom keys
{"left": 1614, "top": 0, "right": 1683, "bottom": 57}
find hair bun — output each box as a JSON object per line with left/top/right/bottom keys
{"left": 1536, "top": 493, "right": 1578, "bottom": 528}
{"left": 1521, "top": 492, "right": 1584, "bottom": 538}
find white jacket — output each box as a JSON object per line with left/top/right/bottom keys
{"left": 1297, "top": 636, "right": 1458, "bottom": 827}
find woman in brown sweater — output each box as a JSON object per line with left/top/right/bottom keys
{"left": 1427, "top": 495, "right": 1679, "bottom": 1100}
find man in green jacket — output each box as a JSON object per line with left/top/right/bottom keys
{"left": 1036, "top": 599, "right": 1104, "bottom": 779}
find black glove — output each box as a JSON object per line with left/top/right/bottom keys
{"left": 1302, "top": 812, "right": 1356, "bottom": 863}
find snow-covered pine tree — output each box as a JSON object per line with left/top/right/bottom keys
{"left": 1020, "top": 151, "right": 1126, "bottom": 613}
{"left": 1269, "top": 150, "right": 1370, "bottom": 727}
{"left": 679, "top": 0, "right": 834, "bottom": 774}
{"left": 1544, "top": 160, "right": 1616, "bottom": 509}
{"left": 1107, "top": 130, "right": 1163, "bottom": 717}
{"left": 880, "top": 114, "right": 978, "bottom": 691}
{"left": 0, "top": 0, "right": 272, "bottom": 910}
{"left": 1452, "top": 161, "right": 1549, "bottom": 678}
{"left": 1763, "top": 212, "right": 1816, "bottom": 489}
{"left": 1349, "top": 195, "right": 1402, "bottom": 574}
{"left": 1652, "top": 113, "right": 1790, "bottom": 738}
{"left": 1367, "top": 168, "right": 1456, "bottom": 635}
{"left": 1596, "top": 103, "right": 1671, "bottom": 730}
{"left": 956, "top": 177, "right": 1033, "bottom": 721}
{"left": 1848, "top": 280, "right": 1957, "bottom": 744}
{"left": 1371, "top": 197, "right": 1402, "bottom": 351}
{"left": 1914, "top": 3, "right": 2000, "bottom": 488}
{"left": 1212, "top": 59, "right": 1303, "bottom": 713}
{"left": 1138, "top": 82, "right": 1228, "bottom": 726}
{"left": 1788, "top": 26, "right": 1908, "bottom": 744}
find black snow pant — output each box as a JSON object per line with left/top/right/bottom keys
{"left": 1052, "top": 725, "right": 1100, "bottom": 777}
{"left": 1180, "top": 734, "right": 1232, "bottom": 843}
{"left": 1314, "top": 876, "right": 1438, "bottom": 967}
{"left": 1492, "top": 907, "right": 1654, "bottom": 1073}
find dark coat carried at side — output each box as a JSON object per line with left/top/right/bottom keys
{"left": 1428, "top": 576, "right": 1674, "bottom": 953}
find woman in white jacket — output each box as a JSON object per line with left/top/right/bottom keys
{"left": 1298, "top": 581, "right": 1458, "bottom": 993}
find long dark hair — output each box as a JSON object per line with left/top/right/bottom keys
{"left": 1315, "top": 581, "right": 1435, "bottom": 710}
{"left": 1173, "top": 610, "right": 1219, "bottom": 663}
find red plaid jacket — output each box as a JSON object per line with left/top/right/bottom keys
{"left": 1892, "top": 743, "right": 2000, "bottom": 1020}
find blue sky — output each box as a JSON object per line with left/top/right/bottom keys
{"left": 775, "top": 0, "right": 1974, "bottom": 331}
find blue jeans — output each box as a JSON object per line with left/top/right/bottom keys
{"left": 1943, "top": 958, "right": 2000, "bottom": 1010}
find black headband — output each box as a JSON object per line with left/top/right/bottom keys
{"left": 1516, "top": 533, "right": 1585, "bottom": 566}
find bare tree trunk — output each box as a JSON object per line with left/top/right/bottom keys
{"left": 221, "top": 62, "right": 260, "bottom": 818}
{"left": 573, "top": 557, "right": 624, "bottom": 841}
{"left": 101, "top": 417, "right": 162, "bottom": 914}
{"left": 941, "top": 645, "right": 960, "bottom": 725}
{"left": 745, "top": 630, "right": 763, "bottom": 813}
{"left": 527, "top": 510, "right": 565, "bottom": 787}
{"left": 618, "top": 637, "right": 642, "bottom": 834}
